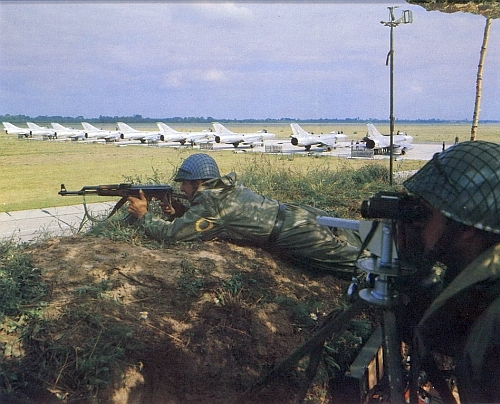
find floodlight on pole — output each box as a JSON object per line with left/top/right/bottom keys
{"left": 381, "top": 6, "right": 412, "bottom": 186}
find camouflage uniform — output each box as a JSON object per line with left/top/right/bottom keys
{"left": 136, "top": 172, "right": 365, "bottom": 275}
{"left": 414, "top": 242, "right": 500, "bottom": 403}
{"left": 403, "top": 141, "right": 500, "bottom": 403}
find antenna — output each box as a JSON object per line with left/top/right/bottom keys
{"left": 381, "top": 6, "right": 413, "bottom": 185}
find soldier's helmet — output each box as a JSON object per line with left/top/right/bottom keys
{"left": 404, "top": 141, "right": 500, "bottom": 234}
{"left": 174, "top": 153, "right": 221, "bottom": 182}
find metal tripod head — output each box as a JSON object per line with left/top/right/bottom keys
{"left": 316, "top": 216, "right": 399, "bottom": 307}
{"left": 356, "top": 219, "right": 399, "bottom": 307}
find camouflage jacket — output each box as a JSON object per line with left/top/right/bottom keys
{"left": 136, "top": 172, "right": 364, "bottom": 273}
{"left": 415, "top": 242, "right": 500, "bottom": 403}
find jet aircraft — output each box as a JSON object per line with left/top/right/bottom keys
{"left": 51, "top": 123, "right": 86, "bottom": 140}
{"left": 363, "top": 123, "right": 413, "bottom": 155}
{"left": 117, "top": 122, "right": 164, "bottom": 143}
{"left": 82, "top": 122, "right": 121, "bottom": 141}
{"left": 290, "top": 123, "right": 346, "bottom": 151}
{"left": 212, "top": 122, "right": 276, "bottom": 148}
{"left": 27, "top": 122, "right": 56, "bottom": 138}
{"left": 157, "top": 122, "right": 214, "bottom": 145}
{"left": 3, "top": 122, "right": 30, "bottom": 137}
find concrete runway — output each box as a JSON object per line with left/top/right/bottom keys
{"left": 0, "top": 202, "right": 115, "bottom": 243}
{"left": 1, "top": 140, "right": 445, "bottom": 243}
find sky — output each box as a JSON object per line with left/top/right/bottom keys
{"left": 0, "top": 1, "right": 499, "bottom": 121}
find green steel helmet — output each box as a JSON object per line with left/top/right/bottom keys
{"left": 174, "top": 153, "right": 221, "bottom": 182}
{"left": 403, "top": 141, "right": 500, "bottom": 234}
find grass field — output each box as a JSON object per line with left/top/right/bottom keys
{"left": 1, "top": 122, "right": 499, "bottom": 212}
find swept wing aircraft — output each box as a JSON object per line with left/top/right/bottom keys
{"left": 363, "top": 123, "right": 413, "bottom": 155}
{"left": 27, "top": 122, "right": 56, "bottom": 138}
{"left": 117, "top": 122, "right": 164, "bottom": 143}
{"left": 3, "top": 122, "right": 30, "bottom": 137}
{"left": 212, "top": 122, "right": 276, "bottom": 148}
{"left": 82, "top": 122, "right": 121, "bottom": 141}
{"left": 290, "top": 123, "right": 346, "bottom": 151}
{"left": 157, "top": 122, "right": 214, "bottom": 145}
{"left": 51, "top": 123, "right": 86, "bottom": 140}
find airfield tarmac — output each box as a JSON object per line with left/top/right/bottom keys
{"left": 115, "top": 137, "right": 446, "bottom": 161}
{"left": 1, "top": 140, "right": 445, "bottom": 243}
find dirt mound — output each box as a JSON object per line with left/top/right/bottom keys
{"left": 5, "top": 235, "right": 355, "bottom": 403}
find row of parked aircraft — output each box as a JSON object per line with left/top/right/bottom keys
{"left": 3, "top": 121, "right": 277, "bottom": 148}
{"left": 3, "top": 121, "right": 413, "bottom": 154}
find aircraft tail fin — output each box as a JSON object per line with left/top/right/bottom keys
{"left": 157, "top": 122, "right": 180, "bottom": 134}
{"left": 366, "top": 123, "right": 383, "bottom": 139}
{"left": 51, "top": 123, "right": 67, "bottom": 131}
{"left": 290, "top": 123, "right": 309, "bottom": 137}
{"left": 117, "top": 122, "right": 138, "bottom": 133}
{"left": 3, "top": 122, "right": 21, "bottom": 130}
{"left": 212, "top": 122, "right": 234, "bottom": 135}
{"left": 82, "top": 122, "right": 100, "bottom": 132}
{"left": 27, "top": 122, "right": 44, "bottom": 130}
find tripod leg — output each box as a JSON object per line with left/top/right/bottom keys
{"left": 238, "top": 299, "right": 366, "bottom": 403}
{"left": 295, "top": 342, "right": 323, "bottom": 404}
{"left": 383, "top": 309, "right": 405, "bottom": 404}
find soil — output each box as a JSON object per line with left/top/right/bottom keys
{"left": 4, "top": 235, "right": 360, "bottom": 404}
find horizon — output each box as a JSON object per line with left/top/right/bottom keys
{"left": 3, "top": 114, "right": 499, "bottom": 125}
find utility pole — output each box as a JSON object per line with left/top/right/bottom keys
{"left": 381, "top": 7, "right": 412, "bottom": 185}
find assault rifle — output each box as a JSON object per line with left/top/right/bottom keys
{"left": 58, "top": 183, "right": 186, "bottom": 218}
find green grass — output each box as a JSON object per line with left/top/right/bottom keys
{"left": 1, "top": 122, "right": 499, "bottom": 212}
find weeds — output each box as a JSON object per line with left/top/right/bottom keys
{"left": 75, "top": 280, "right": 113, "bottom": 299}
{"left": 213, "top": 273, "right": 245, "bottom": 306}
{"left": 238, "top": 156, "right": 397, "bottom": 218}
{"left": 0, "top": 241, "right": 47, "bottom": 320}
{"left": 177, "top": 259, "right": 206, "bottom": 297}
{"left": 323, "top": 317, "right": 375, "bottom": 378}
{"left": 21, "top": 313, "right": 136, "bottom": 402}
{"left": 122, "top": 166, "right": 175, "bottom": 186}
{"left": 222, "top": 273, "right": 243, "bottom": 295}
{"left": 0, "top": 240, "right": 137, "bottom": 402}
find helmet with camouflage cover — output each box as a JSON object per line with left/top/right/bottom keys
{"left": 403, "top": 141, "right": 500, "bottom": 234}
{"left": 174, "top": 153, "right": 221, "bottom": 182}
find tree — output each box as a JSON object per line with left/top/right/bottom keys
{"left": 471, "top": 17, "right": 492, "bottom": 140}
{"left": 406, "top": 1, "right": 500, "bottom": 140}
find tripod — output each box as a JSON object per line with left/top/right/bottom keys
{"left": 239, "top": 218, "right": 408, "bottom": 404}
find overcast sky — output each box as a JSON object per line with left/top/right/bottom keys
{"left": 1, "top": 1, "right": 499, "bottom": 121}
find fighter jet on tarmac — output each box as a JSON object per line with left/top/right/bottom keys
{"left": 212, "top": 122, "right": 276, "bottom": 148}
{"left": 82, "top": 122, "right": 121, "bottom": 141}
{"left": 27, "top": 122, "right": 56, "bottom": 138}
{"left": 363, "top": 123, "right": 413, "bottom": 155}
{"left": 51, "top": 123, "right": 86, "bottom": 140}
{"left": 117, "top": 122, "right": 164, "bottom": 143}
{"left": 156, "top": 122, "right": 214, "bottom": 145}
{"left": 290, "top": 123, "right": 346, "bottom": 151}
{"left": 3, "top": 122, "right": 30, "bottom": 137}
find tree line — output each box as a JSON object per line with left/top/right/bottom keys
{"left": 2, "top": 114, "right": 496, "bottom": 125}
